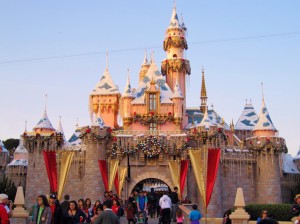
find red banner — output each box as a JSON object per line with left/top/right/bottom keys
{"left": 43, "top": 150, "right": 58, "bottom": 193}
{"left": 114, "top": 172, "right": 119, "bottom": 194}
{"left": 98, "top": 160, "right": 109, "bottom": 191}
{"left": 180, "top": 160, "right": 189, "bottom": 198}
{"left": 206, "top": 148, "right": 221, "bottom": 208}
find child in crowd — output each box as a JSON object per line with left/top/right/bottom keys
{"left": 189, "top": 204, "right": 202, "bottom": 224}
{"left": 176, "top": 208, "right": 184, "bottom": 224}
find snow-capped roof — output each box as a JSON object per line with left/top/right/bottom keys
{"left": 235, "top": 103, "right": 259, "bottom": 130}
{"left": 171, "top": 79, "right": 184, "bottom": 99}
{"left": 282, "top": 154, "right": 300, "bottom": 174}
{"left": 168, "top": 6, "right": 181, "bottom": 29}
{"left": 196, "top": 108, "right": 215, "bottom": 130}
{"left": 67, "top": 126, "right": 81, "bottom": 146}
{"left": 92, "top": 112, "right": 105, "bottom": 128}
{"left": 0, "top": 140, "right": 8, "bottom": 152}
{"left": 91, "top": 69, "right": 120, "bottom": 96}
{"left": 131, "top": 61, "right": 173, "bottom": 105}
{"left": 14, "top": 138, "right": 28, "bottom": 154}
{"left": 209, "top": 109, "right": 230, "bottom": 130}
{"left": 7, "top": 159, "right": 28, "bottom": 167}
{"left": 117, "top": 113, "right": 123, "bottom": 127}
{"left": 56, "top": 117, "right": 66, "bottom": 143}
{"left": 33, "top": 110, "right": 55, "bottom": 131}
{"left": 122, "top": 75, "right": 135, "bottom": 98}
{"left": 253, "top": 99, "right": 277, "bottom": 132}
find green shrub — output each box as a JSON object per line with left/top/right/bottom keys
{"left": 245, "top": 204, "right": 294, "bottom": 221}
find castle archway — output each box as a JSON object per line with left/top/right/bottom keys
{"left": 127, "top": 171, "right": 174, "bottom": 196}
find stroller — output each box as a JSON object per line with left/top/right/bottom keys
{"left": 135, "top": 211, "right": 148, "bottom": 224}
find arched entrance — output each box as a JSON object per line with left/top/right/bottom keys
{"left": 127, "top": 171, "right": 175, "bottom": 196}
{"left": 131, "top": 178, "right": 171, "bottom": 193}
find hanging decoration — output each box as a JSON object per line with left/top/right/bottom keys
{"left": 206, "top": 148, "right": 221, "bottom": 208}
{"left": 161, "top": 59, "right": 191, "bottom": 76}
{"left": 163, "top": 36, "right": 188, "bottom": 51}
{"left": 58, "top": 151, "right": 74, "bottom": 201}
{"left": 180, "top": 160, "right": 189, "bottom": 198}
{"left": 118, "top": 167, "right": 128, "bottom": 196}
{"left": 43, "top": 150, "right": 58, "bottom": 193}
{"left": 133, "top": 113, "right": 174, "bottom": 125}
{"left": 108, "top": 159, "right": 118, "bottom": 191}
{"left": 137, "top": 136, "right": 167, "bottom": 158}
{"left": 79, "top": 128, "right": 112, "bottom": 143}
{"left": 114, "top": 171, "right": 119, "bottom": 194}
{"left": 168, "top": 160, "right": 180, "bottom": 196}
{"left": 98, "top": 160, "right": 109, "bottom": 191}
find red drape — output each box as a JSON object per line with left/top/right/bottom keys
{"left": 43, "top": 150, "right": 58, "bottom": 193}
{"left": 98, "top": 160, "right": 109, "bottom": 191}
{"left": 180, "top": 160, "right": 189, "bottom": 198}
{"left": 206, "top": 148, "right": 221, "bottom": 208}
{"left": 114, "top": 172, "right": 119, "bottom": 194}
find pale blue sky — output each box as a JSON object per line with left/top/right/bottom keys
{"left": 0, "top": 1, "right": 299, "bottom": 155}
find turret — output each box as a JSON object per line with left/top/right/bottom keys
{"left": 121, "top": 71, "right": 135, "bottom": 130}
{"left": 138, "top": 51, "right": 150, "bottom": 83}
{"left": 89, "top": 53, "right": 121, "bottom": 128}
{"left": 200, "top": 68, "right": 207, "bottom": 113}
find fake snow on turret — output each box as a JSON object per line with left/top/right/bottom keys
{"left": 7, "top": 138, "right": 28, "bottom": 167}
{"left": 56, "top": 116, "right": 66, "bottom": 144}
{"left": 92, "top": 111, "right": 105, "bottom": 128}
{"left": 253, "top": 97, "right": 277, "bottom": 132}
{"left": 168, "top": 3, "right": 186, "bottom": 31}
{"left": 67, "top": 125, "right": 82, "bottom": 147}
{"left": 171, "top": 79, "right": 184, "bottom": 99}
{"left": 196, "top": 108, "right": 215, "bottom": 130}
{"left": 0, "top": 140, "right": 8, "bottom": 153}
{"left": 122, "top": 74, "right": 135, "bottom": 98}
{"left": 33, "top": 110, "right": 55, "bottom": 131}
{"left": 132, "top": 54, "right": 173, "bottom": 105}
{"left": 235, "top": 101, "right": 259, "bottom": 130}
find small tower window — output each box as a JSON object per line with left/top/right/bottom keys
{"left": 150, "top": 123, "right": 157, "bottom": 131}
{"left": 149, "top": 93, "right": 157, "bottom": 111}
{"left": 173, "top": 54, "right": 177, "bottom": 59}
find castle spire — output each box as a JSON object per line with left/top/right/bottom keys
{"left": 143, "top": 50, "right": 149, "bottom": 65}
{"left": 57, "top": 116, "right": 64, "bottom": 134}
{"left": 105, "top": 51, "right": 109, "bottom": 72}
{"left": 200, "top": 67, "right": 208, "bottom": 113}
{"left": 122, "top": 69, "right": 135, "bottom": 98}
{"left": 169, "top": 0, "right": 180, "bottom": 28}
{"left": 33, "top": 95, "right": 55, "bottom": 132}
{"left": 171, "top": 78, "right": 184, "bottom": 99}
{"left": 197, "top": 107, "right": 214, "bottom": 130}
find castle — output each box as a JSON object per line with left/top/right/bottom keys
{"left": 5, "top": 4, "right": 300, "bottom": 217}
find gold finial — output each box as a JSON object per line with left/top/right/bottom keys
{"left": 201, "top": 66, "right": 207, "bottom": 98}
{"left": 221, "top": 117, "right": 225, "bottom": 126}
{"left": 150, "top": 77, "right": 156, "bottom": 85}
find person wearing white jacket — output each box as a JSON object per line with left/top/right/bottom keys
{"left": 159, "top": 193, "right": 172, "bottom": 224}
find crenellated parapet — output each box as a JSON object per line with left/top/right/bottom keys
{"left": 161, "top": 59, "right": 191, "bottom": 76}
{"left": 245, "top": 136, "right": 287, "bottom": 155}
{"left": 23, "top": 132, "right": 64, "bottom": 152}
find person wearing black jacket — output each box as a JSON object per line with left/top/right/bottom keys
{"left": 60, "top": 194, "right": 70, "bottom": 215}
{"left": 63, "top": 200, "right": 86, "bottom": 224}
{"left": 49, "top": 194, "right": 63, "bottom": 224}
{"left": 169, "top": 187, "right": 179, "bottom": 222}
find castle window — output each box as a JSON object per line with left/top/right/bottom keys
{"left": 150, "top": 123, "right": 157, "bottom": 131}
{"left": 149, "top": 93, "right": 156, "bottom": 111}
{"left": 173, "top": 54, "right": 177, "bottom": 59}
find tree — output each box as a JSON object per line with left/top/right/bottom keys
{"left": 3, "top": 138, "right": 19, "bottom": 154}
{"left": 0, "top": 175, "right": 17, "bottom": 200}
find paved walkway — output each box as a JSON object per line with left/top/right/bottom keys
{"left": 120, "top": 216, "right": 161, "bottom": 224}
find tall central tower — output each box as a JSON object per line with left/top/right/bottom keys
{"left": 161, "top": 4, "right": 190, "bottom": 127}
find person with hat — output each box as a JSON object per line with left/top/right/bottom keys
{"left": 0, "top": 194, "right": 12, "bottom": 218}
{"left": 292, "top": 194, "right": 300, "bottom": 217}
{"left": 49, "top": 194, "right": 63, "bottom": 224}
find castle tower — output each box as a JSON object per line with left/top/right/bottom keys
{"left": 248, "top": 90, "right": 284, "bottom": 204}
{"left": 121, "top": 72, "right": 135, "bottom": 130}
{"left": 171, "top": 78, "right": 184, "bottom": 128}
{"left": 89, "top": 54, "right": 121, "bottom": 128}
{"left": 138, "top": 51, "right": 150, "bottom": 82}
{"left": 200, "top": 68, "right": 208, "bottom": 113}
{"left": 161, "top": 3, "right": 190, "bottom": 113}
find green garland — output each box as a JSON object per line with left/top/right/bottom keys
{"left": 137, "top": 136, "right": 167, "bottom": 158}
{"left": 133, "top": 113, "right": 174, "bottom": 125}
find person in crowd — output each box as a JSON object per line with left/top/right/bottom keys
{"left": 222, "top": 209, "right": 232, "bottom": 224}
{"left": 128, "top": 192, "right": 135, "bottom": 204}
{"left": 147, "top": 188, "right": 157, "bottom": 218}
{"left": 78, "top": 198, "right": 90, "bottom": 222}
{"left": 159, "top": 192, "right": 172, "bottom": 224}
{"left": 91, "top": 204, "right": 104, "bottom": 223}
{"left": 85, "top": 198, "right": 94, "bottom": 218}
{"left": 93, "top": 200, "right": 101, "bottom": 215}
{"left": 63, "top": 200, "right": 86, "bottom": 224}
{"left": 0, "top": 194, "right": 12, "bottom": 218}
{"left": 137, "top": 211, "right": 145, "bottom": 224}
{"left": 293, "top": 194, "right": 300, "bottom": 217}
{"left": 108, "top": 191, "right": 114, "bottom": 199}
{"left": 48, "top": 194, "right": 63, "bottom": 224}
{"left": 137, "top": 191, "right": 148, "bottom": 216}
{"left": 170, "top": 187, "right": 179, "bottom": 222}
{"left": 60, "top": 194, "right": 70, "bottom": 215}
{"left": 32, "top": 195, "right": 52, "bottom": 224}
{"left": 0, "top": 195, "right": 9, "bottom": 224}
{"left": 126, "top": 202, "right": 136, "bottom": 224}
{"left": 176, "top": 208, "right": 184, "bottom": 224}
{"left": 133, "top": 190, "right": 139, "bottom": 215}
{"left": 188, "top": 204, "right": 202, "bottom": 224}
{"left": 103, "top": 192, "right": 109, "bottom": 202}
{"left": 257, "top": 210, "right": 269, "bottom": 224}
{"left": 93, "top": 200, "right": 120, "bottom": 224}
{"left": 157, "top": 192, "right": 163, "bottom": 218}
{"left": 111, "top": 199, "right": 120, "bottom": 217}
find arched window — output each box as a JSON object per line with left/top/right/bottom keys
{"left": 149, "top": 93, "right": 157, "bottom": 111}
{"left": 173, "top": 54, "right": 177, "bottom": 59}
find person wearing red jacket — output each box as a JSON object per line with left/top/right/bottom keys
{"left": 0, "top": 204, "right": 9, "bottom": 224}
